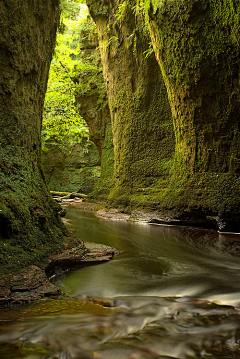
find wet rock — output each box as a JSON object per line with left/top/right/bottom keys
{"left": 46, "top": 241, "right": 121, "bottom": 278}
{"left": 69, "top": 192, "right": 87, "bottom": 199}
{"left": 208, "top": 214, "right": 240, "bottom": 233}
{"left": 59, "top": 208, "right": 67, "bottom": 217}
{"left": 148, "top": 217, "right": 215, "bottom": 230}
{"left": 0, "top": 241, "right": 120, "bottom": 307}
{"left": 129, "top": 209, "right": 224, "bottom": 231}
{"left": 0, "top": 287, "right": 11, "bottom": 299}
{"left": 96, "top": 208, "right": 130, "bottom": 221}
{"left": 0, "top": 265, "right": 61, "bottom": 306}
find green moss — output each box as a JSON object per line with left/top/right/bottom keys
{"left": 42, "top": 140, "right": 101, "bottom": 194}
{"left": 89, "top": 123, "right": 115, "bottom": 200}
{"left": 87, "top": 0, "right": 174, "bottom": 207}
{"left": 0, "top": 0, "right": 67, "bottom": 279}
{"left": 87, "top": 0, "right": 240, "bottom": 229}
{"left": 73, "top": 17, "right": 114, "bottom": 200}
{"left": 143, "top": 0, "right": 240, "bottom": 218}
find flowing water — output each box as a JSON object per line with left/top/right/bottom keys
{"left": 2, "top": 208, "right": 240, "bottom": 358}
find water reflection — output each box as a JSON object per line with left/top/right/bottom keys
{"left": 1, "top": 209, "right": 240, "bottom": 358}
{"left": 54, "top": 209, "right": 240, "bottom": 303}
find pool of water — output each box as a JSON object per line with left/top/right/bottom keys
{"left": 1, "top": 208, "right": 240, "bottom": 358}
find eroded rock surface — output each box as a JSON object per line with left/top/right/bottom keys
{"left": 42, "top": 140, "right": 100, "bottom": 194}
{"left": 0, "top": 240, "right": 119, "bottom": 306}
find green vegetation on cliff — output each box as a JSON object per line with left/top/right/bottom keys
{"left": 74, "top": 6, "right": 114, "bottom": 200}
{"left": 146, "top": 0, "right": 240, "bottom": 229}
{"left": 0, "top": 0, "right": 67, "bottom": 275}
{"left": 87, "top": 0, "right": 174, "bottom": 208}
{"left": 86, "top": 0, "right": 240, "bottom": 231}
{"left": 42, "top": 139, "right": 101, "bottom": 194}
{"left": 42, "top": 0, "right": 108, "bottom": 196}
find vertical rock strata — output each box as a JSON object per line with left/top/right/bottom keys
{"left": 148, "top": 0, "right": 240, "bottom": 230}
{"left": 0, "top": 0, "right": 66, "bottom": 273}
{"left": 86, "top": 0, "right": 175, "bottom": 208}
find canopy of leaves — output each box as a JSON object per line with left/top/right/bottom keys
{"left": 42, "top": 0, "right": 95, "bottom": 153}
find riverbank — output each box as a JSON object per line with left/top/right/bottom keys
{"left": 61, "top": 191, "right": 240, "bottom": 233}
{"left": 2, "top": 195, "right": 239, "bottom": 307}
{"left": 70, "top": 199, "right": 240, "bottom": 233}
{"left": 0, "top": 196, "right": 132, "bottom": 306}
{"left": 0, "top": 220, "right": 120, "bottom": 306}
{"left": 66, "top": 199, "right": 218, "bottom": 230}
{"left": 2, "top": 204, "right": 240, "bottom": 359}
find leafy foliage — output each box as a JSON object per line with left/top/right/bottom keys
{"left": 132, "top": 0, "right": 150, "bottom": 28}
{"left": 42, "top": 0, "right": 95, "bottom": 153}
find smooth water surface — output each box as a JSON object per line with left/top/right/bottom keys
{"left": 1, "top": 208, "right": 240, "bottom": 359}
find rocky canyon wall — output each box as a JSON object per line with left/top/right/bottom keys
{"left": 86, "top": 0, "right": 175, "bottom": 208}
{"left": 86, "top": 0, "right": 240, "bottom": 231}
{"left": 75, "top": 18, "right": 114, "bottom": 200}
{"left": 42, "top": 140, "right": 100, "bottom": 194}
{"left": 0, "top": 0, "right": 66, "bottom": 274}
{"left": 148, "top": 0, "right": 240, "bottom": 230}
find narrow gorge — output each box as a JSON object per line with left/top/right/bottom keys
{"left": 0, "top": 0, "right": 239, "bottom": 289}
{"left": 86, "top": 0, "right": 240, "bottom": 232}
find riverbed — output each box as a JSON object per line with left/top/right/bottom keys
{"left": 1, "top": 208, "right": 240, "bottom": 358}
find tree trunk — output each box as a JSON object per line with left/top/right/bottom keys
{"left": 0, "top": 0, "right": 66, "bottom": 274}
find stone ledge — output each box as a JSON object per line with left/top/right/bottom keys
{"left": 0, "top": 242, "right": 121, "bottom": 307}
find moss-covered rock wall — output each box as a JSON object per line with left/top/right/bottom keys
{"left": 148, "top": 0, "right": 240, "bottom": 230}
{"left": 42, "top": 140, "right": 101, "bottom": 194}
{"left": 87, "top": 0, "right": 240, "bottom": 231}
{"left": 86, "top": 0, "right": 175, "bottom": 208}
{"left": 75, "top": 18, "right": 114, "bottom": 200}
{"left": 0, "top": 0, "right": 67, "bottom": 274}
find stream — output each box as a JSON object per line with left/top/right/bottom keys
{"left": 1, "top": 208, "right": 240, "bottom": 358}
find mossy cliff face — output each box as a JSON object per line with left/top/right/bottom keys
{"left": 0, "top": 0, "right": 67, "bottom": 274}
{"left": 147, "top": 0, "right": 240, "bottom": 230}
{"left": 75, "top": 24, "right": 114, "bottom": 199}
{"left": 42, "top": 140, "right": 101, "bottom": 194}
{"left": 86, "top": 0, "right": 174, "bottom": 208}
{"left": 87, "top": 0, "right": 240, "bottom": 230}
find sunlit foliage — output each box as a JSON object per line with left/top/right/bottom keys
{"left": 42, "top": 0, "right": 91, "bottom": 152}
